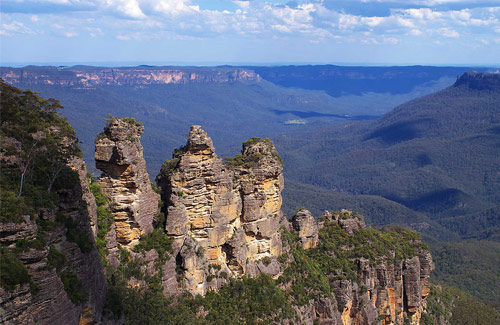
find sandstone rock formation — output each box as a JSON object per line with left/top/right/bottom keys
{"left": 291, "top": 208, "right": 318, "bottom": 249}
{"left": 321, "top": 209, "right": 366, "bottom": 235}
{"left": 157, "top": 126, "right": 287, "bottom": 295}
{"left": 95, "top": 117, "right": 159, "bottom": 266}
{"left": 292, "top": 209, "right": 434, "bottom": 325}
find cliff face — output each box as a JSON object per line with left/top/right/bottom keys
{"left": 288, "top": 209, "right": 433, "bottom": 325}
{"left": 453, "top": 71, "right": 500, "bottom": 91}
{"left": 156, "top": 126, "right": 286, "bottom": 295}
{"left": 0, "top": 66, "right": 261, "bottom": 88}
{"left": 0, "top": 158, "right": 106, "bottom": 325}
{"left": 94, "top": 118, "right": 159, "bottom": 266}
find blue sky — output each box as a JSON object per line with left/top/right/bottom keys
{"left": 1, "top": 0, "right": 500, "bottom": 66}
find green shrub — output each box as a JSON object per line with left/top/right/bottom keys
{"left": 121, "top": 117, "right": 143, "bottom": 127}
{"left": 202, "top": 275, "right": 294, "bottom": 323}
{"left": 159, "top": 158, "right": 180, "bottom": 177}
{"left": 59, "top": 270, "right": 87, "bottom": 304}
{"left": 0, "top": 247, "right": 35, "bottom": 292}
{"left": 47, "top": 246, "right": 66, "bottom": 271}
{"left": 0, "top": 190, "right": 32, "bottom": 223}
{"left": 133, "top": 228, "right": 173, "bottom": 264}
{"left": 89, "top": 182, "right": 113, "bottom": 264}
{"left": 260, "top": 256, "right": 272, "bottom": 266}
{"left": 14, "top": 237, "right": 46, "bottom": 252}
{"left": 0, "top": 80, "right": 81, "bottom": 219}
{"left": 56, "top": 213, "right": 93, "bottom": 254}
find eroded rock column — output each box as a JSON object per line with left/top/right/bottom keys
{"left": 95, "top": 118, "right": 159, "bottom": 265}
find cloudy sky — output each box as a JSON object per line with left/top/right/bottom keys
{"left": 1, "top": 0, "right": 500, "bottom": 65}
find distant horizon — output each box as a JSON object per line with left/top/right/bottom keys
{"left": 2, "top": 61, "right": 500, "bottom": 69}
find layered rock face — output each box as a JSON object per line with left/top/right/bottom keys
{"left": 95, "top": 118, "right": 159, "bottom": 266}
{"left": 157, "top": 126, "right": 286, "bottom": 295}
{"left": 0, "top": 158, "right": 106, "bottom": 325}
{"left": 294, "top": 209, "right": 433, "bottom": 325}
{"left": 0, "top": 66, "right": 261, "bottom": 88}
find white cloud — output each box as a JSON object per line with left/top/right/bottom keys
{"left": 1, "top": 21, "right": 36, "bottom": 35}
{"left": 143, "top": 0, "right": 200, "bottom": 17}
{"left": 399, "top": 8, "right": 443, "bottom": 20}
{"left": 233, "top": 0, "right": 250, "bottom": 10}
{"left": 86, "top": 27, "right": 102, "bottom": 37}
{"left": 103, "top": 0, "right": 146, "bottom": 19}
{"left": 116, "top": 34, "right": 131, "bottom": 40}
{"left": 356, "top": 0, "right": 499, "bottom": 4}
{"left": 1, "top": 0, "right": 499, "bottom": 49}
{"left": 438, "top": 27, "right": 460, "bottom": 37}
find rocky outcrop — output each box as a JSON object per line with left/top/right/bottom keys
{"left": 291, "top": 209, "right": 318, "bottom": 249}
{"left": 95, "top": 117, "right": 159, "bottom": 266}
{"left": 157, "top": 126, "right": 287, "bottom": 295}
{"left": 0, "top": 158, "right": 106, "bottom": 325}
{"left": 0, "top": 216, "right": 37, "bottom": 245}
{"left": 291, "top": 209, "right": 434, "bottom": 325}
{"left": 320, "top": 209, "right": 366, "bottom": 235}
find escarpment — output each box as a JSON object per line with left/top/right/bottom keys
{"left": 156, "top": 126, "right": 287, "bottom": 295}
{"left": 0, "top": 66, "right": 261, "bottom": 88}
{"left": 94, "top": 117, "right": 159, "bottom": 265}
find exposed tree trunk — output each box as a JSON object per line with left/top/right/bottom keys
{"left": 18, "top": 140, "right": 39, "bottom": 196}
{"left": 46, "top": 164, "right": 63, "bottom": 193}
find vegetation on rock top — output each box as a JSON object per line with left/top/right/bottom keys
{"left": 225, "top": 136, "right": 283, "bottom": 169}
{"left": 0, "top": 79, "right": 81, "bottom": 223}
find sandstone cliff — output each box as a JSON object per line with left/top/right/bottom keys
{"left": 0, "top": 158, "right": 106, "bottom": 325}
{"left": 94, "top": 117, "right": 159, "bottom": 266}
{"left": 284, "top": 209, "right": 433, "bottom": 325}
{"left": 157, "top": 126, "right": 287, "bottom": 295}
{"left": 291, "top": 208, "right": 319, "bottom": 249}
